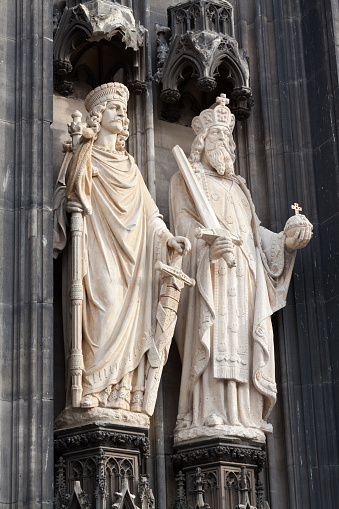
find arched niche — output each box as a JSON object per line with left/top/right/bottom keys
{"left": 53, "top": 1, "right": 146, "bottom": 98}
{"left": 56, "top": 38, "right": 134, "bottom": 99}
{"left": 161, "top": 63, "right": 237, "bottom": 126}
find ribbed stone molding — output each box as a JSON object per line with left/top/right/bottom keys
{"left": 232, "top": 0, "right": 339, "bottom": 507}
{"left": 0, "top": 1, "right": 54, "bottom": 507}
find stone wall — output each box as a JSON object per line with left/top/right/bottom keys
{"left": 0, "top": 0, "right": 336, "bottom": 506}
{"left": 0, "top": 1, "right": 54, "bottom": 507}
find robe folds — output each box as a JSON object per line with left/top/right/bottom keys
{"left": 169, "top": 167, "right": 296, "bottom": 434}
{"left": 54, "top": 146, "right": 172, "bottom": 406}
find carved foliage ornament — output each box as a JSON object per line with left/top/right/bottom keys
{"left": 55, "top": 430, "right": 150, "bottom": 458}
{"left": 172, "top": 445, "right": 266, "bottom": 472}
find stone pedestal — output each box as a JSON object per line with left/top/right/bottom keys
{"left": 172, "top": 439, "right": 266, "bottom": 509}
{"left": 54, "top": 423, "right": 154, "bottom": 509}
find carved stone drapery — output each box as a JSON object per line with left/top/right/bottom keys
{"left": 155, "top": 0, "right": 253, "bottom": 122}
{"left": 53, "top": 0, "right": 146, "bottom": 96}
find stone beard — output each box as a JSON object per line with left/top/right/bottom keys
{"left": 169, "top": 125, "right": 297, "bottom": 443}
{"left": 204, "top": 137, "right": 235, "bottom": 176}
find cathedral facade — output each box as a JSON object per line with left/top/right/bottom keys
{"left": 0, "top": 0, "right": 338, "bottom": 507}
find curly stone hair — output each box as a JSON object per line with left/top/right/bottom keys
{"left": 86, "top": 101, "right": 130, "bottom": 151}
{"left": 188, "top": 128, "right": 209, "bottom": 166}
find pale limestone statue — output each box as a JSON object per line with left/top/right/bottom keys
{"left": 53, "top": 83, "right": 190, "bottom": 427}
{"left": 169, "top": 94, "right": 312, "bottom": 443}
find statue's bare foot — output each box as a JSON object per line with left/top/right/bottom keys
{"left": 204, "top": 414, "right": 224, "bottom": 426}
{"left": 80, "top": 395, "right": 99, "bottom": 408}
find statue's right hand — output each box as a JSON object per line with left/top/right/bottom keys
{"left": 65, "top": 198, "right": 84, "bottom": 214}
{"left": 209, "top": 236, "right": 234, "bottom": 262}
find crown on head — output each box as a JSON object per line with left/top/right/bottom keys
{"left": 191, "top": 94, "right": 235, "bottom": 136}
{"left": 84, "top": 82, "right": 129, "bottom": 112}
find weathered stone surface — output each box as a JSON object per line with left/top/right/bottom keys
{"left": 54, "top": 423, "right": 150, "bottom": 508}
{"left": 0, "top": 38, "right": 16, "bottom": 124}
{"left": 170, "top": 96, "right": 312, "bottom": 446}
{"left": 0, "top": 0, "right": 54, "bottom": 507}
{"left": 31, "top": 0, "right": 339, "bottom": 508}
{"left": 53, "top": 82, "right": 191, "bottom": 423}
{"left": 173, "top": 438, "right": 266, "bottom": 509}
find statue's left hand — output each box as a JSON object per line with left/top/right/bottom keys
{"left": 65, "top": 198, "right": 84, "bottom": 214}
{"left": 167, "top": 236, "right": 191, "bottom": 256}
{"left": 285, "top": 224, "right": 313, "bottom": 252}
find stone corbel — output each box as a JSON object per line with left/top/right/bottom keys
{"left": 55, "top": 425, "right": 151, "bottom": 509}
{"left": 231, "top": 86, "right": 254, "bottom": 121}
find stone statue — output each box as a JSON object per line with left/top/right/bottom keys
{"left": 169, "top": 94, "right": 312, "bottom": 443}
{"left": 53, "top": 82, "right": 191, "bottom": 427}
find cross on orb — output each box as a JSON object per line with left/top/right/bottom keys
{"left": 291, "top": 202, "right": 302, "bottom": 215}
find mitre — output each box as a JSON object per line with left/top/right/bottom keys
{"left": 84, "top": 82, "right": 129, "bottom": 112}
{"left": 191, "top": 93, "right": 235, "bottom": 136}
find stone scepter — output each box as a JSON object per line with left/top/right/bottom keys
{"left": 54, "top": 110, "right": 94, "bottom": 408}
{"left": 66, "top": 111, "right": 92, "bottom": 408}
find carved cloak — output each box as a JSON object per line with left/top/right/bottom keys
{"left": 54, "top": 146, "right": 171, "bottom": 406}
{"left": 169, "top": 168, "right": 296, "bottom": 431}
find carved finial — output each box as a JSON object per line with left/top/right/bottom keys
{"left": 68, "top": 110, "right": 83, "bottom": 150}
{"left": 71, "top": 110, "right": 82, "bottom": 124}
{"left": 216, "top": 93, "right": 230, "bottom": 106}
{"left": 291, "top": 202, "right": 302, "bottom": 215}
{"left": 174, "top": 471, "right": 188, "bottom": 509}
{"left": 235, "top": 466, "right": 254, "bottom": 509}
{"left": 175, "top": 471, "right": 186, "bottom": 499}
{"left": 192, "top": 468, "right": 210, "bottom": 509}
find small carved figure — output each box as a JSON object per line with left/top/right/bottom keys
{"left": 53, "top": 83, "right": 190, "bottom": 425}
{"left": 169, "top": 94, "right": 312, "bottom": 442}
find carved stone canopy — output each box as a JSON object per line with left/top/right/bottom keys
{"left": 155, "top": 0, "right": 253, "bottom": 122}
{"left": 169, "top": 0, "right": 233, "bottom": 37}
{"left": 53, "top": 0, "right": 146, "bottom": 97}
{"left": 66, "top": 0, "right": 133, "bottom": 7}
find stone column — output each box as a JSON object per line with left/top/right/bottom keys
{"left": 0, "top": 1, "right": 54, "bottom": 507}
